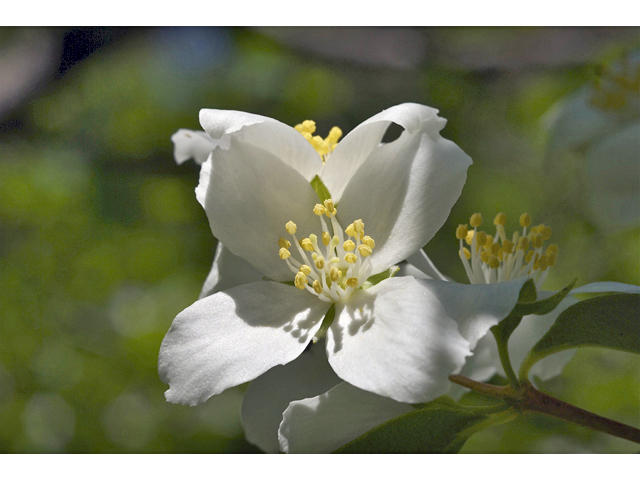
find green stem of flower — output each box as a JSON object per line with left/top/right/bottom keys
{"left": 490, "top": 328, "right": 520, "bottom": 389}
{"left": 449, "top": 374, "right": 640, "bottom": 444}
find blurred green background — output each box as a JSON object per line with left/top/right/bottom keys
{"left": 0, "top": 26, "right": 638, "bottom": 453}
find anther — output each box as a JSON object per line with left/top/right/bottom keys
{"left": 475, "top": 231, "right": 487, "bottom": 248}
{"left": 470, "top": 213, "right": 483, "bottom": 227}
{"left": 285, "top": 221, "right": 297, "bottom": 235}
{"left": 346, "top": 277, "right": 359, "bottom": 288}
{"left": 353, "top": 219, "right": 365, "bottom": 234}
{"left": 322, "top": 231, "right": 331, "bottom": 246}
{"left": 456, "top": 224, "right": 469, "bottom": 239}
{"left": 323, "top": 199, "right": 336, "bottom": 216}
{"left": 519, "top": 213, "right": 532, "bottom": 227}
{"left": 357, "top": 244, "right": 372, "bottom": 257}
{"left": 300, "top": 238, "right": 315, "bottom": 251}
{"left": 313, "top": 204, "right": 326, "bottom": 216}
{"left": 278, "top": 237, "right": 291, "bottom": 249}
{"left": 531, "top": 233, "right": 544, "bottom": 249}
{"left": 345, "top": 253, "right": 358, "bottom": 264}
{"left": 312, "top": 280, "right": 323, "bottom": 294}
{"left": 295, "top": 272, "right": 307, "bottom": 290}
{"left": 299, "top": 265, "right": 312, "bottom": 276}
{"left": 489, "top": 256, "right": 500, "bottom": 269}
{"left": 314, "top": 256, "right": 326, "bottom": 269}
{"left": 343, "top": 240, "right": 356, "bottom": 252}
{"left": 345, "top": 223, "right": 356, "bottom": 237}
{"left": 362, "top": 236, "right": 375, "bottom": 249}
{"left": 462, "top": 247, "right": 471, "bottom": 260}
{"left": 493, "top": 213, "right": 507, "bottom": 226}
{"left": 279, "top": 248, "right": 291, "bottom": 260}
{"left": 540, "top": 226, "right": 552, "bottom": 240}
{"left": 330, "top": 267, "right": 341, "bottom": 282}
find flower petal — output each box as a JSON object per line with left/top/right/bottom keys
{"left": 322, "top": 103, "right": 443, "bottom": 202}
{"left": 171, "top": 128, "right": 218, "bottom": 165}
{"left": 196, "top": 139, "right": 322, "bottom": 281}
{"left": 326, "top": 276, "right": 471, "bottom": 404}
{"left": 416, "top": 278, "right": 528, "bottom": 349}
{"left": 542, "top": 87, "right": 618, "bottom": 153}
{"left": 241, "top": 342, "right": 341, "bottom": 453}
{"left": 279, "top": 381, "right": 413, "bottom": 453}
{"left": 199, "top": 242, "right": 264, "bottom": 299}
{"left": 586, "top": 121, "right": 640, "bottom": 229}
{"left": 158, "top": 281, "right": 329, "bottom": 406}
{"left": 405, "top": 247, "right": 449, "bottom": 281}
{"left": 336, "top": 113, "right": 472, "bottom": 274}
{"left": 199, "top": 109, "right": 322, "bottom": 181}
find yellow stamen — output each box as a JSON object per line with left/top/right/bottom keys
{"left": 314, "top": 256, "right": 325, "bottom": 269}
{"left": 294, "top": 272, "right": 307, "bottom": 290}
{"left": 470, "top": 213, "right": 483, "bottom": 227}
{"left": 278, "top": 237, "right": 291, "bottom": 249}
{"left": 279, "top": 248, "right": 291, "bottom": 260}
{"left": 345, "top": 223, "right": 356, "bottom": 237}
{"left": 493, "top": 213, "right": 507, "bottom": 226}
{"left": 299, "top": 265, "right": 312, "bottom": 276}
{"left": 285, "top": 221, "right": 297, "bottom": 235}
{"left": 300, "top": 238, "right": 315, "bottom": 251}
{"left": 313, "top": 204, "right": 326, "bottom": 216}
{"left": 462, "top": 247, "right": 471, "bottom": 260}
{"left": 353, "top": 219, "right": 365, "bottom": 234}
{"left": 345, "top": 253, "right": 357, "bottom": 264}
{"left": 330, "top": 267, "right": 341, "bottom": 282}
{"left": 312, "top": 280, "right": 323, "bottom": 294}
{"left": 322, "top": 231, "right": 331, "bottom": 246}
{"left": 362, "top": 236, "right": 375, "bottom": 249}
{"left": 357, "top": 245, "right": 372, "bottom": 257}
{"left": 346, "top": 277, "right": 359, "bottom": 288}
{"left": 323, "top": 199, "right": 336, "bottom": 216}
{"left": 519, "top": 213, "right": 532, "bottom": 227}
{"left": 343, "top": 240, "right": 356, "bottom": 252}
{"left": 456, "top": 224, "right": 469, "bottom": 240}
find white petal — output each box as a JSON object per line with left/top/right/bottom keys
{"left": 159, "top": 281, "right": 329, "bottom": 406}
{"left": 322, "top": 103, "right": 443, "bottom": 202}
{"left": 449, "top": 333, "right": 499, "bottom": 400}
{"left": 336, "top": 116, "right": 472, "bottom": 275}
{"left": 505, "top": 295, "right": 579, "bottom": 381}
{"left": 405, "top": 248, "right": 450, "bottom": 281}
{"left": 586, "top": 121, "right": 640, "bottom": 229}
{"left": 417, "top": 278, "right": 528, "bottom": 349}
{"left": 196, "top": 139, "right": 322, "bottom": 281}
{"left": 199, "top": 242, "right": 264, "bottom": 299}
{"left": 199, "top": 109, "right": 322, "bottom": 181}
{"left": 326, "top": 276, "right": 471, "bottom": 404}
{"left": 542, "top": 87, "right": 618, "bottom": 153}
{"left": 241, "top": 342, "right": 341, "bottom": 453}
{"left": 171, "top": 129, "right": 217, "bottom": 165}
{"left": 570, "top": 281, "right": 640, "bottom": 295}
{"left": 279, "top": 382, "right": 413, "bottom": 453}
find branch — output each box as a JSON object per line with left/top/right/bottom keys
{"left": 449, "top": 374, "right": 640, "bottom": 444}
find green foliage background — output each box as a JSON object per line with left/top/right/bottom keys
{"left": 0, "top": 27, "right": 638, "bottom": 453}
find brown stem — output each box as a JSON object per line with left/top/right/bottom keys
{"left": 449, "top": 374, "right": 640, "bottom": 444}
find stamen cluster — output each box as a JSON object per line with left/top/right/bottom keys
{"left": 278, "top": 199, "right": 375, "bottom": 303}
{"left": 589, "top": 56, "right": 640, "bottom": 112}
{"left": 295, "top": 120, "right": 342, "bottom": 164}
{"left": 456, "top": 212, "right": 559, "bottom": 287}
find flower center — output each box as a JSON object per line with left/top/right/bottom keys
{"left": 295, "top": 120, "right": 342, "bottom": 164}
{"left": 278, "top": 199, "right": 375, "bottom": 303}
{"left": 456, "top": 212, "right": 559, "bottom": 288}
{"left": 589, "top": 55, "right": 640, "bottom": 112}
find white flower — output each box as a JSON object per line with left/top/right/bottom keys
{"left": 542, "top": 51, "right": 640, "bottom": 229}
{"left": 159, "top": 104, "right": 481, "bottom": 409}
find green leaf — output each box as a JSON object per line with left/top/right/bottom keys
{"left": 310, "top": 175, "right": 332, "bottom": 203}
{"left": 333, "top": 398, "right": 510, "bottom": 453}
{"left": 363, "top": 265, "right": 399, "bottom": 289}
{"left": 519, "top": 293, "right": 640, "bottom": 378}
{"left": 510, "top": 279, "right": 576, "bottom": 317}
